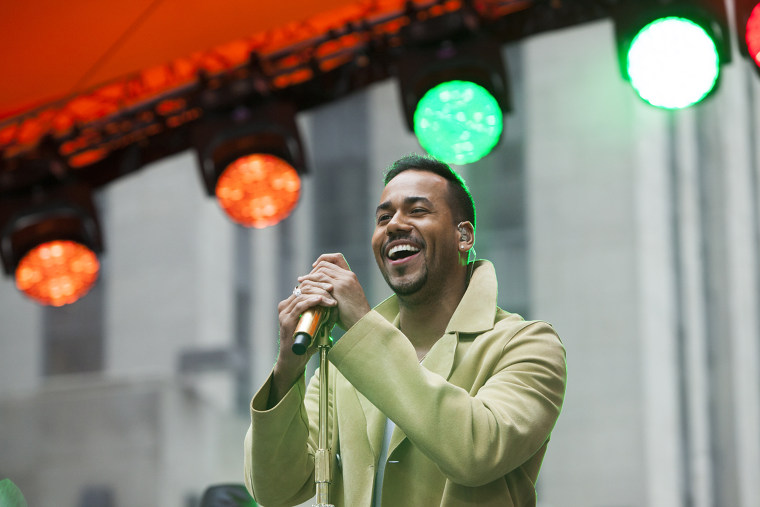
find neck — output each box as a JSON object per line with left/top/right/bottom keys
{"left": 397, "top": 267, "right": 469, "bottom": 354}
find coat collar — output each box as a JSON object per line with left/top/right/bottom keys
{"left": 374, "top": 259, "right": 498, "bottom": 336}
{"left": 372, "top": 260, "right": 498, "bottom": 383}
{"left": 445, "top": 260, "right": 499, "bottom": 335}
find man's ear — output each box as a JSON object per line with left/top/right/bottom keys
{"left": 457, "top": 221, "right": 475, "bottom": 253}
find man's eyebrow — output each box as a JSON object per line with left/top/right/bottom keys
{"left": 405, "top": 196, "right": 433, "bottom": 207}
{"left": 375, "top": 196, "right": 433, "bottom": 215}
{"left": 376, "top": 201, "right": 392, "bottom": 214}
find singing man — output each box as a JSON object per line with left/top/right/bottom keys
{"left": 244, "top": 154, "right": 567, "bottom": 506}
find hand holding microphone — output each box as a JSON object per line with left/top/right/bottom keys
{"left": 291, "top": 291, "right": 333, "bottom": 355}
{"left": 280, "top": 253, "right": 371, "bottom": 359}
{"left": 269, "top": 283, "right": 336, "bottom": 408}
{"left": 270, "top": 254, "right": 370, "bottom": 407}
{"left": 295, "top": 253, "right": 372, "bottom": 333}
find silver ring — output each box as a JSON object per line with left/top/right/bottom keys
{"left": 292, "top": 286, "right": 302, "bottom": 297}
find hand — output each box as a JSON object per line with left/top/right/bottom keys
{"left": 269, "top": 279, "right": 337, "bottom": 407}
{"left": 298, "top": 253, "right": 371, "bottom": 331}
{"left": 278, "top": 283, "right": 337, "bottom": 352}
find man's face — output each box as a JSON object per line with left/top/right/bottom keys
{"left": 372, "top": 170, "right": 461, "bottom": 298}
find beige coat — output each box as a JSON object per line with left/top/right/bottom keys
{"left": 245, "top": 261, "right": 567, "bottom": 506}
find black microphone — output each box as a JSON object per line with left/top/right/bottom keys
{"left": 292, "top": 306, "right": 331, "bottom": 355}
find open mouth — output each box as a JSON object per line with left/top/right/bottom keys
{"left": 387, "top": 243, "right": 421, "bottom": 263}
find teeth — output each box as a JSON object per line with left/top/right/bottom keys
{"left": 388, "top": 244, "right": 420, "bottom": 259}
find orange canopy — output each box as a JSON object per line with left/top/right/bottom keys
{"left": 0, "top": 0, "right": 603, "bottom": 174}
{"left": 0, "top": 0, "right": 362, "bottom": 119}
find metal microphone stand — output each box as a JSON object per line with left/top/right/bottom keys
{"left": 292, "top": 310, "right": 334, "bottom": 506}
{"left": 313, "top": 324, "right": 334, "bottom": 507}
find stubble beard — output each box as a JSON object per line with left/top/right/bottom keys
{"left": 382, "top": 264, "right": 428, "bottom": 296}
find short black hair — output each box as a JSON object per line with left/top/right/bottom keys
{"left": 383, "top": 153, "right": 476, "bottom": 230}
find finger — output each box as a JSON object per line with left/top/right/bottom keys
{"left": 296, "top": 279, "right": 334, "bottom": 294}
{"left": 291, "top": 290, "right": 338, "bottom": 310}
{"left": 292, "top": 282, "right": 336, "bottom": 306}
{"left": 280, "top": 291, "right": 327, "bottom": 316}
{"left": 312, "top": 253, "right": 350, "bottom": 270}
{"left": 280, "top": 295, "right": 334, "bottom": 333}
{"left": 278, "top": 294, "right": 300, "bottom": 314}
{"left": 278, "top": 296, "right": 302, "bottom": 326}
{"left": 298, "top": 270, "right": 336, "bottom": 285}
{"left": 300, "top": 262, "right": 348, "bottom": 283}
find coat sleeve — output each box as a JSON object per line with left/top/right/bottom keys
{"left": 244, "top": 366, "right": 332, "bottom": 506}
{"left": 328, "top": 310, "right": 567, "bottom": 487}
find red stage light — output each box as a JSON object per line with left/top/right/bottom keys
{"left": 15, "top": 240, "right": 100, "bottom": 306}
{"left": 746, "top": 3, "right": 760, "bottom": 67}
{"left": 215, "top": 153, "right": 301, "bottom": 228}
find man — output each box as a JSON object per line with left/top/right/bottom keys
{"left": 244, "top": 154, "right": 566, "bottom": 506}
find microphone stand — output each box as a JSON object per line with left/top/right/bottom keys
{"left": 313, "top": 324, "right": 334, "bottom": 507}
{"left": 291, "top": 307, "right": 334, "bottom": 505}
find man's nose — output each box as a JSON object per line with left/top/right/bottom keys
{"left": 386, "top": 213, "right": 411, "bottom": 235}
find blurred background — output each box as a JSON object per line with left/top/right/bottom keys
{"left": 1, "top": 1, "right": 759, "bottom": 506}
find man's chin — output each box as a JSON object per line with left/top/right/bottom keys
{"left": 386, "top": 273, "right": 427, "bottom": 296}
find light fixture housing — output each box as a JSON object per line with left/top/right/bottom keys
{"left": 193, "top": 101, "right": 306, "bottom": 227}
{"left": 613, "top": 0, "right": 731, "bottom": 109}
{"left": 0, "top": 183, "right": 104, "bottom": 306}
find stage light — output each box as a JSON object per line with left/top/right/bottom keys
{"left": 15, "top": 240, "right": 99, "bottom": 306}
{"left": 736, "top": 0, "right": 760, "bottom": 72}
{"left": 614, "top": 1, "right": 730, "bottom": 109}
{"left": 0, "top": 184, "right": 104, "bottom": 306}
{"left": 215, "top": 153, "right": 300, "bottom": 228}
{"left": 414, "top": 80, "right": 503, "bottom": 165}
{"left": 628, "top": 17, "right": 719, "bottom": 108}
{"left": 193, "top": 101, "right": 306, "bottom": 228}
{"left": 397, "top": 36, "right": 510, "bottom": 165}
{"left": 748, "top": 5, "right": 760, "bottom": 64}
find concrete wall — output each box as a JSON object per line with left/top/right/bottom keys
{"left": 524, "top": 22, "right": 645, "bottom": 506}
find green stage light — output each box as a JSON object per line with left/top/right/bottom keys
{"left": 413, "top": 80, "right": 503, "bottom": 165}
{"left": 627, "top": 16, "right": 720, "bottom": 109}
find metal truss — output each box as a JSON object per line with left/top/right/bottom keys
{"left": 0, "top": 0, "right": 613, "bottom": 196}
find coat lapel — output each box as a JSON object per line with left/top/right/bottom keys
{"left": 355, "top": 389, "right": 386, "bottom": 461}
{"left": 350, "top": 301, "right": 400, "bottom": 462}
{"left": 362, "top": 262, "right": 499, "bottom": 460}
{"left": 387, "top": 332, "right": 459, "bottom": 455}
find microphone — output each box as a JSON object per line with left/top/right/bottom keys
{"left": 292, "top": 306, "right": 331, "bottom": 355}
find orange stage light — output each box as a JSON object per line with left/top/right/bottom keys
{"left": 215, "top": 154, "right": 301, "bottom": 228}
{"left": 15, "top": 240, "right": 100, "bottom": 306}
